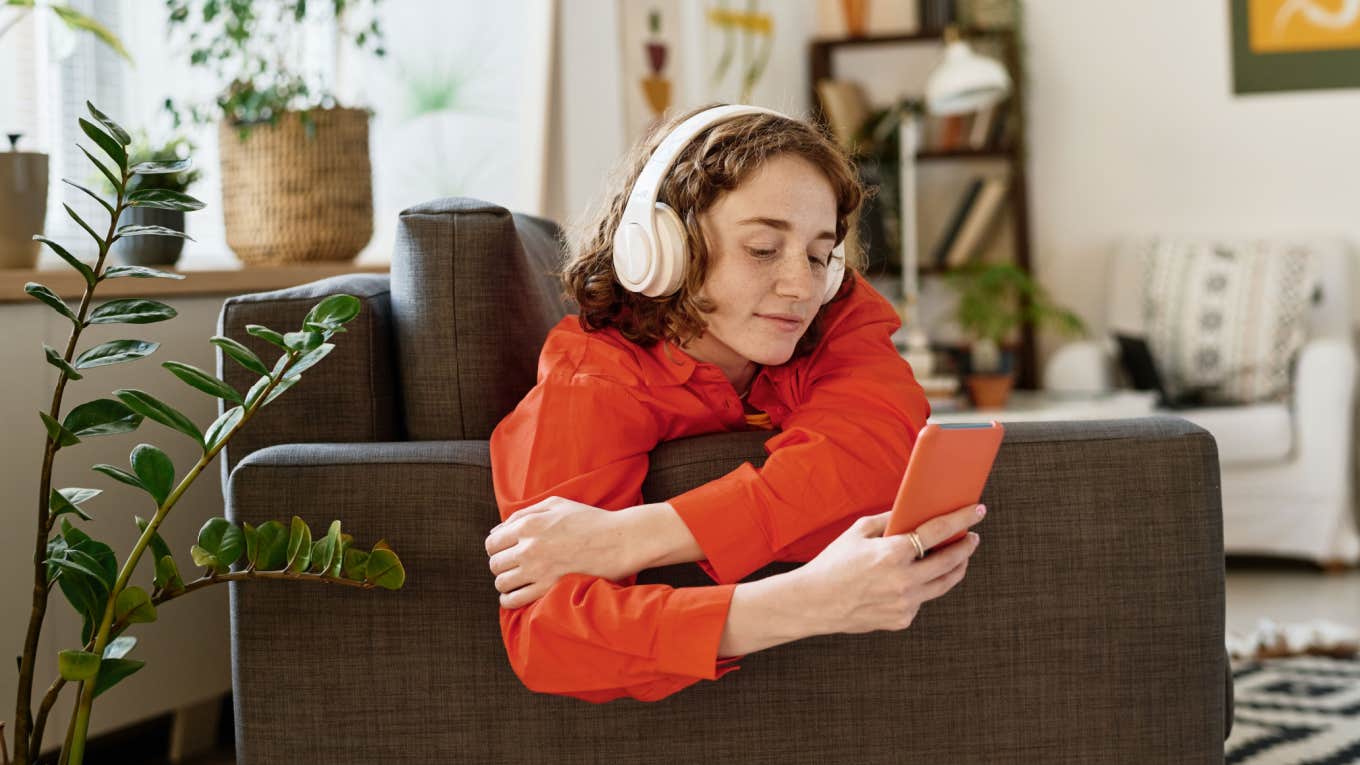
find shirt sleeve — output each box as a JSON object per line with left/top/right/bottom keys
{"left": 666, "top": 276, "right": 932, "bottom": 584}
{"left": 490, "top": 375, "right": 744, "bottom": 703}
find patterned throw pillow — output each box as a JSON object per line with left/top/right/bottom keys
{"left": 1140, "top": 239, "right": 1314, "bottom": 405}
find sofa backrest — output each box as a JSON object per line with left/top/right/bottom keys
{"left": 1106, "top": 236, "right": 1355, "bottom": 341}
{"left": 390, "top": 198, "right": 572, "bottom": 441}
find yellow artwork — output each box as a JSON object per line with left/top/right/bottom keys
{"left": 705, "top": 2, "right": 774, "bottom": 104}
{"left": 1249, "top": 0, "right": 1360, "bottom": 53}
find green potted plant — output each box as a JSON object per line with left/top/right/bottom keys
{"left": 0, "top": 1, "right": 130, "bottom": 269}
{"left": 95, "top": 131, "right": 202, "bottom": 267}
{"left": 944, "top": 261, "right": 1086, "bottom": 408}
{"left": 2, "top": 102, "right": 404, "bottom": 765}
{"left": 164, "top": 0, "right": 386, "bottom": 265}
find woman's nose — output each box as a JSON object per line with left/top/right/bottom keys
{"left": 774, "top": 252, "right": 816, "bottom": 300}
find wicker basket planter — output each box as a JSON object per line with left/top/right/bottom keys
{"left": 218, "top": 107, "right": 373, "bottom": 265}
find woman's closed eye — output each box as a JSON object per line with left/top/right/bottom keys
{"left": 747, "top": 247, "right": 829, "bottom": 270}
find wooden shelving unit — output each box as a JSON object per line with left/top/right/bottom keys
{"left": 808, "top": 26, "right": 1038, "bottom": 390}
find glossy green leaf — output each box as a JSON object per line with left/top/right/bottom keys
{"left": 263, "top": 376, "right": 300, "bottom": 406}
{"left": 92, "top": 463, "right": 146, "bottom": 492}
{"left": 283, "top": 330, "right": 323, "bottom": 353}
{"left": 87, "top": 298, "right": 178, "bottom": 325}
{"left": 62, "top": 177, "right": 114, "bottom": 216}
{"left": 39, "top": 411, "right": 80, "bottom": 448}
{"left": 79, "top": 145, "right": 121, "bottom": 195}
{"left": 58, "top": 649, "right": 102, "bottom": 681}
{"left": 92, "top": 658, "right": 145, "bottom": 698}
{"left": 101, "top": 265, "right": 185, "bottom": 281}
{"left": 74, "top": 339, "right": 160, "bottom": 369}
{"left": 34, "top": 235, "right": 96, "bottom": 286}
{"left": 310, "top": 520, "right": 341, "bottom": 574}
{"left": 241, "top": 522, "right": 259, "bottom": 567}
{"left": 79, "top": 117, "right": 127, "bottom": 170}
{"left": 162, "top": 361, "right": 242, "bottom": 404}
{"left": 44, "top": 344, "right": 83, "bottom": 380}
{"left": 50, "top": 487, "right": 101, "bottom": 521}
{"left": 130, "top": 158, "right": 192, "bottom": 175}
{"left": 189, "top": 544, "right": 217, "bottom": 571}
{"left": 63, "top": 203, "right": 103, "bottom": 249}
{"left": 204, "top": 406, "right": 243, "bottom": 452}
{"left": 196, "top": 517, "right": 244, "bottom": 573}
{"left": 154, "top": 555, "right": 184, "bottom": 594}
{"left": 303, "top": 294, "right": 361, "bottom": 329}
{"left": 245, "top": 324, "right": 288, "bottom": 349}
{"left": 252, "top": 520, "right": 288, "bottom": 570}
{"left": 114, "top": 586, "right": 157, "bottom": 624}
{"left": 364, "top": 544, "right": 405, "bottom": 590}
{"left": 341, "top": 547, "right": 369, "bottom": 581}
{"left": 24, "top": 282, "right": 78, "bottom": 325}
{"left": 286, "top": 516, "right": 312, "bottom": 573}
{"left": 63, "top": 398, "right": 142, "bottom": 437}
{"left": 243, "top": 376, "right": 271, "bottom": 409}
{"left": 86, "top": 101, "right": 132, "bottom": 144}
{"left": 281, "top": 343, "right": 333, "bottom": 377}
{"left": 113, "top": 224, "right": 195, "bottom": 242}
{"left": 129, "top": 443, "right": 175, "bottom": 505}
{"left": 114, "top": 389, "right": 203, "bottom": 446}
{"left": 210, "top": 335, "right": 269, "bottom": 376}
{"left": 103, "top": 635, "right": 137, "bottom": 660}
{"left": 127, "top": 187, "right": 205, "bottom": 211}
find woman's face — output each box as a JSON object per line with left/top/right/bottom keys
{"left": 684, "top": 153, "right": 839, "bottom": 387}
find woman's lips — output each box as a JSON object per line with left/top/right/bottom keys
{"left": 757, "top": 314, "right": 803, "bottom": 332}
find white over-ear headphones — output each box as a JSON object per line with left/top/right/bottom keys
{"left": 612, "top": 104, "right": 847, "bottom": 304}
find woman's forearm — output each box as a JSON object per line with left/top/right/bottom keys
{"left": 624, "top": 501, "right": 706, "bottom": 569}
{"left": 718, "top": 569, "right": 829, "bottom": 658}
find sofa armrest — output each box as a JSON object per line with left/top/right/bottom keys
{"left": 1291, "top": 336, "right": 1358, "bottom": 479}
{"left": 227, "top": 419, "right": 1229, "bottom": 763}
{"left": 216, "top": 272, "right": 400, "bottom": 478}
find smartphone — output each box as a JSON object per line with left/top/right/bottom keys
{"left": 883, "top": 421, "right": 1004, "bottom": 547}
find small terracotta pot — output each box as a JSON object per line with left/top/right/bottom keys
{"left": 966, "top": 372, "right": 1015, "bottom": 409}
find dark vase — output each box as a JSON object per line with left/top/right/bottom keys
{"left": 111, "top": 206, "right": 186, "bottom": 266}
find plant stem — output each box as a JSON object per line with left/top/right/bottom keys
{"left": 14, "top": 185, "right": 126, "bottom": 765}
{"left": 28, "top": 676, "right": 66, "bottom": 760}
{"left": 64, "top": 354, "right": 295, "bottom": 765}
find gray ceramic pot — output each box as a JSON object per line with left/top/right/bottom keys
{"left": 111, "top": 206, "right": 186, "bottom": 266}
{"left": 0, "top": 151, "right": 49, "bottom": 269}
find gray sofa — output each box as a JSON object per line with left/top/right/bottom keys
{"left": 218, "top": 197, "right": 1233, "bottom": 763}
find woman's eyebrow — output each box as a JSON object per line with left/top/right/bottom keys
{"left": 737, "top": 216, "right": 837, "bottom": 242}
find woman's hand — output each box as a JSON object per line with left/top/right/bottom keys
{"left": 485, "top": 497, "right": 639, "bottom": 609}
{"left": 792, "top": 503, "right": 986, "bottom": 636}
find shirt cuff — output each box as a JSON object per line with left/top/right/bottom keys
{"left": 655, "top": 583, "right": 738, "bottom": 680}
{"left": 668, "top": 463, "right": 771, "bottom": 584}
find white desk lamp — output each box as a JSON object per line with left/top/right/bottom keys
{"left": 897, "top": 27, "right": 1012, "bottom": 379}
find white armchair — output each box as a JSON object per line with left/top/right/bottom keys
{"left": 1044, "top": 238, "right": 1360, "bottom": 569}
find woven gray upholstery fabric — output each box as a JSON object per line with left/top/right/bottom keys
{"left": 390, "top": 198, "right": 571, "bottom": 441}
{"left": 216, "top": 272, "right": 399, "bottom": 478}
{"left": 227, "top": 417, "right": 1229, "bottom": 764}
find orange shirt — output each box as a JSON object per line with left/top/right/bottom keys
{"left": 489, "top": 271, "right": 930, "bottom": 702}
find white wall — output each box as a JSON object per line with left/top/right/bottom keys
{"left": 1022, "top": 1, "right": 1360, "bottom": 365}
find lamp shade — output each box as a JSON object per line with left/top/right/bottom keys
{"left": 925, "top": 39, "right": 1012, "bottom": 115}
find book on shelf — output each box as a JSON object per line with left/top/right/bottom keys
{"left": 930, "top": 177, "right": 984, "bottom": 268}
{"left": 941, "top": 175, "right": 1010, "bottom": 268}
{"left": 968, "top": 102, "right": 1002, "bottom": 149}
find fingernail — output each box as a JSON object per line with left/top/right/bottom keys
{"left": 976, "top": 504, "right": 987, "bottom": 518}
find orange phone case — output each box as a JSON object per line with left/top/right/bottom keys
{"left": 883, "top": 421, "right": 1004, "bottom": 546}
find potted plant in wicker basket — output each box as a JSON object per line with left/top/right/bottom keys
{"left": 944, "top": 262, "right": 1086, "bottom": 408}
{"left": 164, "top": 0, "right": 386, "bottom": 265}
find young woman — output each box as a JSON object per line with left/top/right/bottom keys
{"left": 484, "top": 103, "right": 985, "bottom": 703}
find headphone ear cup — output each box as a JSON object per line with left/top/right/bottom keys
{"left": 822, "top": 242, "right": 847, "bottom": 304}
{"left": 650, "top": 202, "right": 687, "bottom": 297}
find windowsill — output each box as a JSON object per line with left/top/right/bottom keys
{"left": 0, "top": 254, "right": 390, "bottom": 304}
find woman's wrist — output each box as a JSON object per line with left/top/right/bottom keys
{"left": 718, "top": 569, "right": 831, "bottom": 658}
{"left": 620, "top": 501, "right": 706, "bottom": 572}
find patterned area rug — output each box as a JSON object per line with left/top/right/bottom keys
{"left": 1226, "top": 655, "right": 1360, "bottom": 764}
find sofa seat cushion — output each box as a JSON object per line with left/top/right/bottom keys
{"left": 1164, "top": 402, "right": 1293, "bottom": 465}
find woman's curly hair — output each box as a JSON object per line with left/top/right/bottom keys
{"left": 560, "top": 102, "right": 867, "bottom": 360}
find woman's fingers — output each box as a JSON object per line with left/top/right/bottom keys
{"left": 912, "top": 503, "right": 986, "bottom": 554}
{"left": 500, "top": 580, "right": 548, "bottom": 609}
{"left": 488, "top": 546, "right": 518, "bottom": 575}
{"left": 495, "top": 566, "right": 529, "bottom": 594}
{"left": 916, "top": 557, "right": 970, "bottom": 602}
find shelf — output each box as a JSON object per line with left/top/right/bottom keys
{"left": 810, "top": 27, "right": 1014, "bottom": 50}
{"left": 917, "top": 147, "right": 1014, "bottom": 162}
